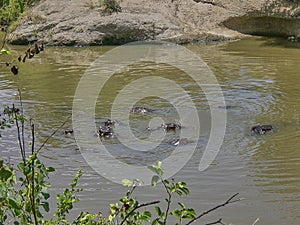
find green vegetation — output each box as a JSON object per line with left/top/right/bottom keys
{"left": 84, "top": 0, "right": 122, "bottom": 15}
{"left": 0, "top": 0, "right": 39, "bottom": 26}
{"left": 0, "top": 105, "right": 239, "bottom": 224}
{"left": 101, "top": 0, "right": 122, "bottom": 14}
{"left": 0, "top": 106, "right": 16, "bottom": 137}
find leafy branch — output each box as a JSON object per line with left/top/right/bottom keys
{"left": 120, "top": 200, "right": 160, "bottom": 225}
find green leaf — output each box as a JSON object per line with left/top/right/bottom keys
{"left": 140, "top": 214, "right": 151, "bottom": 222}
{"left": 18, "top": 163, "right": 30, "bottom": 176}
{"left": 25, "top": 201, "right": 31, "bottom": 213}
{"left": 0, "top": 167, "right": 13, "bottom": 181}
{"left": 178, "top": 202, "right": 185, "bottom": 209}
{"left": 151, "top": 175, "right": 160, "bottom": 186}
{"left": 16, "top": 115, "right": 26, "bottom": 123}
{"left": 156, "top": 161, "right": 162, "bottom": 169}
{"left": 37, "top": 210, "right": 43, "bottom": 218}
{"left": 163, "top": 179, "right": 169, "bottom": 185}
{"left": 181, "top": 187, "right": 189, "bottom": 196}
{"left": 71, "top": 169, "right": 82, "bottom": 189}
{"left": 41, "top": 201, "right": 50, "bottom": 212}
{"left": 0, "top": 48, "right": 11, "bottom": 55}
{"left": 108, "top": 214, "right": 115, "bottom": 222}
{"left": 151, "top": 218, "right": 160, "bottom": 225}
{"left": 155, "top": 206, "right": 163, "bottom": 217}
{"left": 8, "top": 197, "right": 20, "bottom": 209}
{"left": 178, "top": 182, "right": 187, "bottom": 188}
{"left": 41, "top": 191, "right": 50, "bottom": 200}
{"left": 14, "top": 208, "right": 22, "bottom": 216}
{"left": 158, "top": 220, "right": 165, "bottom": 225}
{"left": 143, "top": 210, "right": 152, "bottom": 218}
{"left": 171, "top": 209, "right": 181, "bottom": 217}
{"left": 147, "top": 165, "right": 159, "bottom": 175}
{"left": 175, "top": 190, "right": 183, "bottom": 196}
{"left": 187, "top": 208, "right": 196, "bottom": 215}
{"left": 110, "top": 203, "right": 119, "bottom": 214}
{"left": 122, "top": 179, "right": 133, "bottom": 187}
{"left": 183, "top": 208, "right": 196, "bottom": 219}
{"left": 148, "top": 161, "right": 165, "bottom": 175}
{"left": 46, "top": 167, "right": 55, "bottom": 172}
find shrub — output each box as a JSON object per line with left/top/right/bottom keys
{"left": 100, "top": 0, "right": 122, "bottom": 15}
{"left": 0, "top": 0, "right": 39, "bottom": 26}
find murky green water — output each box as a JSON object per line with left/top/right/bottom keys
{"left": 0, "top": 37, "right": 299, "bottom": 224}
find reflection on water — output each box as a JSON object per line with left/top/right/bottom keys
{"left": 0, "top": 37, "right": 299, "bottom": 224}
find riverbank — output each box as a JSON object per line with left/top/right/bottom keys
{"left": 5, "top": 0, "right": 300, "bottom": 45}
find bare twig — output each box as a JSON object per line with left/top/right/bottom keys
{"left": 37, "top": 116, "right": 71, "bottom": 153}
{"left": 13, "top": 103, "right": 33, "bottom": 221}
{"left": 13, "top": 104, "right": 25, "bottom": 161}
{"left": 204, "top": 218, "right": 225, "bottom": 225}
{"left": 18, "top": 90, "right": 26, "bottom": 155}
{"left": 185, "top": 193, "right": 240, "bottom": 225}
{"left": 18, "top": 89, "right": 23, "bottom": 113}
{"left": 205, "top": 218, "right": 225, "bottom": 225}
{"left": 13, "top": 90, "right": 26, "bottom": 160}
{"left": 252, "top": 218, "right": 260, "bottom": 225}
{"left": 162, "top": 177, "right": 172, "bottom": 224}
{"left": 120, "top": 200, "right": 160, "bottom": 225}
{"left": 30, "top": 122, "right": 38, "bottom": 225}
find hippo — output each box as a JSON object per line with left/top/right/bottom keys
{"left": 97, "top": 126, "right": 114, "bottom": 138}
{"left": 130, "top": 107, "right": 152, "bottom": 114}
{"left": 104, "top": 119, "right": 117, "bottom": 127}
{"left": 64, "top": 128, "right": 74, "bottom": 135}
{"left": 251, "top": 124, "right": 273, "bottom": 135}
{"left": 169, "top": 138, "right": 189, "bottom": 146}
{"left": 147, "top": 122, "right": 182, "bottom": 132}
{"left": 161, "top": 123, "right": 181, "bottom": 131}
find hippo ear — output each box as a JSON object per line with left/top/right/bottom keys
{"left": 39, "top": 41, "right": 44, "bottom": 51}
{"left": 34, "top": 43, "right": 40, "bottom": 54}
{"left": 11, "top": 66, "right": 18, "bottom": 75}
{"left": 22, "top": 54, "right": 27, "bottom": 63}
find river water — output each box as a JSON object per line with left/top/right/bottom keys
{"left": 0, "top": 37, "right": 299, "bottom": 224}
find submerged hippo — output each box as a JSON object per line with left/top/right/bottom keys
{"left": 169, "top": 138, "right": 189, "bottom": 146}
{"left": 64, "top": 128, "right": 74, "bottom": 135}
{"left": 251, "top": 124, "right": 273, "bottom": 135}
{"left": 97, "top": 126, "right": 114, "bottom": 138}
{"left": 147, "top": 122, "right": 182, "bottom": 132}
{"left": 104, "top": 119, "right": 117, "bottom": 127}
{"left": 161, "top": 123, "right": 181, "bottom": 131}
{"left": 130, "top": 107, "right": 152, "bottom": 114}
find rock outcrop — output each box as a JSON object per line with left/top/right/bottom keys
{"left": 223, "top": 0, "right": 300, "bottom": 39}
{"left": 6, "top": 0, "right": 300, "bottom": 45}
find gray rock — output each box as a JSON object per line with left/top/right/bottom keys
{"left": 6, "top": 0, "right": 300, "bottom": 45}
